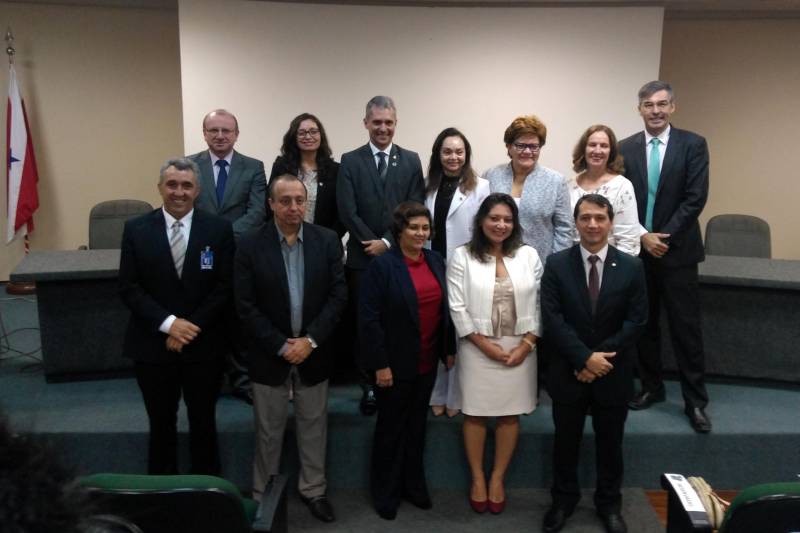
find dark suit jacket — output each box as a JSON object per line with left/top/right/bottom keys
{"left": 269, "top": 156, "right": 344, "bottom": 237}
{"left": 234, "top": 220, "right": 348, "bottom": 387}
{"left": 336, "top": 143, "right": 425, "bottom": 269}
{"left": 542, "top": 245, "right": 648, "bottom": 406}
{"left": 119, "top": 208, "right": 235, "bottom": 364}
{"left": 189, "top": 149, "right": 267, "bottom": 239}
{"left": 358, "top": 247, "right": 456, "bottom": 381}
{"left": 619, "top": 126, "right": 709, "bottom": 267}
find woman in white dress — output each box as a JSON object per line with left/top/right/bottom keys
{"left": 424, "top": 127, "right": 490, "bottom": 418}
{"left": 567, "top": 124, "right": 641, "bottom": 256}
{"left": 447, "top": 193, "right": 543, "bottom": 515}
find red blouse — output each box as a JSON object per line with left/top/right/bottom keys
{"left": 404, "top": 253, "right": 443, "bottom": 375}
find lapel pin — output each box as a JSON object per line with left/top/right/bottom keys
{"left": 611, "top": 262, "right": 617, "bottom": 267}
{"left": 392, "top": 162, "right": 397, "bottom": 167}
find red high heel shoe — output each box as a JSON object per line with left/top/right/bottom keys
{"left": 469, "top": 496, "right": 488, "bottom": 514}
{"left": 488, "top": 498, "right": 506, "bottom": 514}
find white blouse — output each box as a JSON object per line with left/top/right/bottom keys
{"left": 568, "top": 174, "right": 642, "bottom": 256}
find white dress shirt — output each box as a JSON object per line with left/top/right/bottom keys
{"left": 158, "top": 207, "right": 194, "bottom": 334}
{"left": 580, "top": 244, "right": 608, "bottom": 289}
{"left": 209, "top": 150, "right": 234, "bottom": 186}
{"left": 644, "top": 125, "right": 670, "bottom": 174}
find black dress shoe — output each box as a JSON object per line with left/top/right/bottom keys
{"left": 360, "top": 387, "right": 377, "bottom": 416}
{"left": 543, "top": 506, "right": 573, "bottom": 533}
{"left": 302, "top": 495, "right": 335, "bottom": 522}
{"left": 375, "top": 505, "right": 397, "bottom": 520}
{"left": 597, "top": 511, "right": 627, "bottom": 533}
{"left": 404, "top": 490, "right": 432, "bottom": 509}
{"left": 231, "top": 388, "right": 253, "bottom": 405}
{"left": 685, "top": 406, "right": 712, "bottom": 433}
{"left": 627, "top": 390, "right": 665, "bottom": 410}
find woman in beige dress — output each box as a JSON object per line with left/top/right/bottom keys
{"left": 447, "top": 193, "right": 543, "bottom": 515}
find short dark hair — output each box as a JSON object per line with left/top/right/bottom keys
{"left": 638, "top": 80, "right": 674, "bottom": 104}
{"left": 572, "top": 124, "right": 624, "bottom": 174}
{"left": 279, "top": 112, "right": 334, "bottom": 175}
{"left": 268, "top": 173, "right": 307, "bottom": 200}
{"left": 574, "top": 193, "right": 615, "bottom": 221}
{"left": 390, "top": 201, "right": 432, "bottom": 243}
{"left": 467, "top": 193, "right": 523, "bottom": 262}
{"left": 425, "top": 127, "right": 478, "bottom": 195}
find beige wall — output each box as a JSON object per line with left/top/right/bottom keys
{"left": 0, "top": 3, "right": 182, "bottom": 280}
{"left": 661, "top": 17, "right": 800, "bottom": 259}
{"left": 1, "top": 5, "right": 798, "bottom": 281}
{"left": 179, "top": 1, "right": 662, "bottom": 176}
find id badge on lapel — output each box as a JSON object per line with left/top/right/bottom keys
{"left": 200, "top": 246, "right": 214, "bottom": 270}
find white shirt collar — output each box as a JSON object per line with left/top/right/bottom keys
{"left": 645, "top": 124, "right": 671, "bottom": 146}
{"left": 580, "top": 243, "right": 608, "bottom": 264}
{"left": 209, "top": 150, "right": 234, "bottom": 166}
{"left": 162, "top": 206, "right": 194, "bottom": 227}
{"left": 369, "top": 141, "right": 393, "bottom": 157}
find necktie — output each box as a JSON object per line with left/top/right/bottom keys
{"left": 215, "top": 160, "right": 229, "bottom": 206}
{"left": 376, "top": 152, "right": 387, "bottom": 180}
{"left": 645, "top": 138, "right": 661, "bottom": 231}
{"left": 588, "top": 255, "right": 600, "bottom": 314}
{"left": 170, "top": 220, "right": 186, "bottom": 278}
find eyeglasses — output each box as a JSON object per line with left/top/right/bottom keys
{"left": 204, "top": 128, "right": 236, "bottom": 137}
{"left": 277, "top": 197, "right": 306, "bottom": 207}
{"left": 297, "top": 129, "right": 320, "bottom": 138}
{"left": 512, "top": 143, "right": 541, "bottom": 153}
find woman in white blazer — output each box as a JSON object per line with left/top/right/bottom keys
{"left": 424, "top": 127, "right": 490, "bottom": 417}
{"left": 447, "top": 193, "right": 543, "bottom": 514}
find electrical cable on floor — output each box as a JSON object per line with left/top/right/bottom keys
{"left": 0, "top": 296, "right": 43, "bottom": 366}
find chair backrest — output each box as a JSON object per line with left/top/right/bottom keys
{"left": 80, "top": 474, "right": 252, "bottom": 533}
{"left": 704, "top": 214, "right": 771, "bottom": 258}
{"left": 89, "top": 200, "right": 153, "bottom": 249}
{"left": 720, "top": 482, "right": 800, "bottom": 533}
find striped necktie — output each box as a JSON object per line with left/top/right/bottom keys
{"left": 170, "top": 220, "right": 186, "bottom": 278}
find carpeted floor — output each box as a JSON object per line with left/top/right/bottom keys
{"left": 286, "top": 488, "right": 661, "bottom": 532}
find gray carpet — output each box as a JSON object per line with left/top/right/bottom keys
{"left": 286, "top": 488, "right": 661, "bottom": 532}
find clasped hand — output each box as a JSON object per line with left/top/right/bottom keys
{"left": 485, "top": 342, "right": 528, "bottom": 367}
{"left": 166, "top": 318, "right": 201, "bottom": 352}
{"left": 283, "top": 337, "right": 313, "bottom": 365}
{"left": 575, "top": 351, "right": 617, "bottom": 383}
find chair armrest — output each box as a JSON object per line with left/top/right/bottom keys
{"left": 662, "top": 473, "right": 714, "bottom": 533}
{"left": 252, "top": 474, "right": 288, "bottom": 533}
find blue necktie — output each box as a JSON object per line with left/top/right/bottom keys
{"left": 215, "top": 160, "right": 229, "bottom": 206}
{"left": 645, "top": 138, "right": 661, "bottom": 231}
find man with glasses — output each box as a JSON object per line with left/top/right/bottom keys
{"left": 337, "top": 95, "right": 425, "bottom": 415}
{"left": 189, "top": 108, "right": 267, "bottom": 404}
{"left": 618, "top": 81, "right": 712, "bottom": 433}
{"left": 234, "top": 174, "right": 347, "bottom": 522}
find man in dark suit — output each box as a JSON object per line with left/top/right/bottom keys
{"left": 119, "top": 157, "right": 234, "bottom": 475}
{"left": 337, "top": 95, "right": 425, "bottom": 415}
{"left": 189, "top": 108, "right": 267, "bottom": 404}
{"left": 618, "top": 80, "right": 712, "bottom": 433}
{"left": 235, "top": 174, "right": 347, "bottom": 523}
{"left": 541, "top": 194, "right": 648, "bottom": 533}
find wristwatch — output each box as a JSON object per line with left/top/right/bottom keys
{"left": 306, "top": 336, "right": 318, "bottom": 349}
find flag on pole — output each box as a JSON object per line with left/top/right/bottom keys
{"left": 6, "top": 64, "right": 39, "bottom": 244}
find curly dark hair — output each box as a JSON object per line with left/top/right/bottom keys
{"left": 0, "top": 416, "right": 89, "bottom": 533}
{"left": 279, "top": 113, "right": 333, "bottom": 174}
{"left": 390, "top": 201, "right": 433, "bottom": 244}
{"left": 467, "top": 193, "right": 523, "bottom": 262}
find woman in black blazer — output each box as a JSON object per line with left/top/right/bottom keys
{"left": 269, "top": 113, "right": 343, "bottom": 236}
{"left": 358, "top": 202, "right": 455, "bottom": 521}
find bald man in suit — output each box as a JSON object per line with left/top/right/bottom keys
{"left": 189, "top": 109, "right": 267, "bottom": 403}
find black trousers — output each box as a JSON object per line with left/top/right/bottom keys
{"left": 223, "top": 311, "right": 250, "bottom": 393}
{"left": 371, "top": 371, "right": 435, "bottom": 514}
{"left": 637, "top": 258, "right": 708, "bottom": 408}
{"left": 551, "top": 399, "right": 628, "bottom": 514}
{"left": 345, "top": 267, "right": 371, "bottom": 387}
{"left": 135, "top": 358, "right": 223, "bottom": 475}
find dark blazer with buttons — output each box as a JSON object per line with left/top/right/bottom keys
{"left": 189, "top": 149, "right": 267, "bottom": 239}
{"left": 119, "top": 208, "right": 235, "bottom": 364}
{"left": 542, "top": 245, "right": 648, "bottom": 406}
{"left": 358, "top": 247, "right": 456, "bottom": 381}
{"left": 337, "top": 143, "right": 425, "bottom": 270}
{"left": 618, "top": 126, "right": 709, "bottom": 267}
{"left": 234, "top": 220, "right": 348, "bottom": 387}
{"left": 269, "top": 156, "right": 344, "bottom": 237}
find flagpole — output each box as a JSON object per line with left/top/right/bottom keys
{"left": 5, "top": 28, "right": 35, "bottom": 296}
